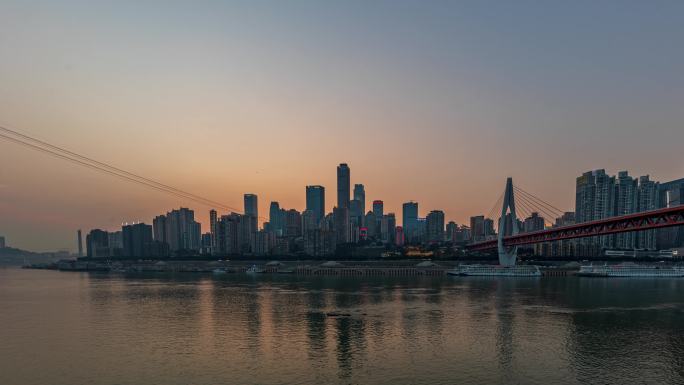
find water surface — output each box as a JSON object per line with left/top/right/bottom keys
{"left": 1, "top": 268, "right": 683, "bottom": 384}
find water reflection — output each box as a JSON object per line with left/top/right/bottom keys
{"left": 3, "top": 269, "right": 684, "bottom": 385}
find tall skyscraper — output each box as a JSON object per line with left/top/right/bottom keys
{"left": 209, "top": 209, "right": 218, "bottom": 251}
{"left": 658, "top": 177, "right": 684, "bottom": 249}
{"left": 470, "top": 216, "right": 483, "bottom": 241}
{"left": 244, "top": 194, "right": 258, "bottom": 232}
{"left": 306, "top": 185, "right": 325, "bottom": 226}
{"left": 164, "top": 208, "right": 201, "bottom": 252}
{"left": 614, "top": 171, "right": 637, "bottom": 249}
{"left": 353, "top": 184, "right": 365, "bottom": 214}
{"left": 152, "top": 215, "right": 167, "bottom": 243}
{"left": 426, "top": 210, "right": 445, "bottom": 243}
{"left": 636, "top": 175, "right": 659, "bottom": 249}
{"left": 372, "top": 200, "right": 384, "bottom": 218}
{"left": 333, "top": 206, "right": 351, "bottom": 244}
{"left": 523, "top": 213, "right": 545, "bottom": 233}
{"left": 575, "top": 169, "right": 615, "bottom": 254}
{"left": 76, "top": 230, "right": 83, "bottom": 257}
{"left": 380, "top": 213, "right": 396, "bottom": 243}
{"left": 86, "top": 229, "right": 109, "bottom": 258}
{"left": 122, "top": 223, "right": 153, "bottom": 258}
{"left": 337, "top": 163, "right": 350, "bottom": 209}
{"left": 402, "top": 201, "right": 418, "bottom": 243}
{"left": 269, "top": 202, "right": 282, "bottom": 235}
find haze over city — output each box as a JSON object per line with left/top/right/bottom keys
{"left": 1, "top": 0, "right": 683, "bottom": 251}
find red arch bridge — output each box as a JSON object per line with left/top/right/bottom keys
{"left": 468, "top": 205, "right": 684, "bottom": 252}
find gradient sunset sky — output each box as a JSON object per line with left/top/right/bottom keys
{"left": 1, "top": 1, "right": 683, "bottom": 251}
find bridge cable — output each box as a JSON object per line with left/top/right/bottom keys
{"left": 0, "top": 128, "right": 266, "bottom": 219}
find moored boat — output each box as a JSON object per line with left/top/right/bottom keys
{"left": 577, "top": 263, "right": 684, "bottom": 278}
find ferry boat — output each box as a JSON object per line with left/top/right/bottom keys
{"left": 577, "top": 263, "right": 684, "bottom": 278}
{"left": 447, "top": 264, "right": 541, "bottom": 277}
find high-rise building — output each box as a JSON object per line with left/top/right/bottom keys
{"left": 337, "top": 163, "right": 350, "bottom": 209}
{"left": 210, "top": 209, "right": 218, "bottom": 251}
{"left": 108, "top": 231, "right": 123, "bottom": 256}
{"left": 575, "top": 169, "right": 615, "bottom": 255}
{"left": 153, "top": 215, "right": 167, "bottom": 243}
{"left": 614, "top": 171, "right": 637, "bottom": 249}
{"left": 244, "top": 194, "right": 258, "bottom": 232}
{"left": 76, "top": 230, "right": 82, "bottom": 257}
{"left": 426, "top": 210, "right": 445, "bottom": 243}
{"left": 402, "top": 202, "right": 418, "bottom": 243}
{"left": 523, "top": 212, "right": 545, "bottom": 233}
{"left": 381, "top": 213, "right": 396, "bottom": 243}
{"left": 86, "top": 229, "right": 109, "bottom": 258}
{"left": 470, "top": 216, "right": 485, "bottom": 242}
{"left": 372, "top": 200, "right": 384, "bottom": 218}
{"left": 333, "top": 206, "right": 350, "bottom": 244}
{"left": 244, "top": 194, "right": 258, "bottom": 217}
{"left": 364, "top": 211, "right": 377, "bottom": 238}
{"left": 446, "top": 221, "right": 458, "bottom": 242}
{"left": 306, "top": 185, "right": 325, "bottom": 226}
{"left": 636, "top": 175, "right": 659, "bottom": 249}
{"left": 349, "top": 199, "right": 364, "bottom": 228}
{"left": 658, "top": 178, "right": 684, "bottom": 249}
{"left": 395, "top": 226, "right": 405, "bottom": 246}
{"left": 353, "top": 184, "right": 365, "bottom": 214}
{"left": 284, "top": 209, "right": 302, "bottom": 238}
{"left": 217, "top": 213, "right": 252, "bottom": 254}
{"left": 269, "top": 202, "right": 283, "bottom": 235}
{"left": 122, "top": 223, "right": 153, "bottom": 258}
{"left": 164, "top": 208, "right": 201, "bottom": 252}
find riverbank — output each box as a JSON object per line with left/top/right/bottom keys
{"left": 23, "top": 258, "right": 585, "bottom": 277}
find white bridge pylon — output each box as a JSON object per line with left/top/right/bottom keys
{"left": 498, "top": 177, "right": 518, "bottom": 266}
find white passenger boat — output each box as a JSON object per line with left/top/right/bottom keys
{"left": 246, "top": 265, "right": 263, "bottom": 274}
{"left": 447, "top": 264, "right": 541, "bottom": 277}
{"left": 577, "top": 263, "right": 684, "bottom": 277}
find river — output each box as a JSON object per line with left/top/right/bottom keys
{"left": 1, "top": 268, "right": 683, "bottom": 384}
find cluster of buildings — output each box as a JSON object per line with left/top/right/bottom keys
{"left": 80, "top": 165, "right": 684, "bottom": 259}
{"left": 0, "top": 235, "right": 6, "bottom": 249}
{"left": 467, "top": 170, "right": 684, "bottom": 257}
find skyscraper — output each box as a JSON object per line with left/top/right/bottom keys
{"left": 122, "top": 223, "right": 153, "bottom": 258}
{"left": 575, "top": 169, "right": 615, "bottom": 254}
{"left": 152, "top": 215, "right": 167, "bottom": 243}
{"left": 164, "top": 208, "right": 201, "bottom": 252}
{"left": 426, "top": 210, "right": 445, "bottom": 243}
{"left": 614, "top": 171, "right": 637, "bottom": 249}
{"left": 76, "top": 230, "right": 82, "bottom": 257}
{"left": 658, "top": 177, "right": 684, "bottom": 249}
{"left": 470, "top": 215, "right": 485, "bottom": 242}
{"left": 209, "top": 209, "right": 218, "bottom": 251}
{"left": 333, "top": 206, "right": 350, "bottom": 244}
{"left": 244, "top": 194, "right": 258, "bottom": 232}
{"left": 636, "top": 175, "right": 659, "bottom": 249}
{"left": 337, "top": 163, "right": 350, "bottom": 209}
{"left": 523, "top": 213, "right": 545, "bottom": 233}
{"left": 353, "top": 184, "right": 365, "bottom": 214}
{"left": 86, "top": 229, "right": 109, "bottom": 258}
{"left": 306, "top": 185, "right": 325, "bottom": 226}
{"left": 372, "top": 200, "right": 384, "bottom": 218}
{"left": 402, "top": 201, "right": 418, "bottom": 243}
{"left": 269, "top": 202, "right": 282, "bottom": 235}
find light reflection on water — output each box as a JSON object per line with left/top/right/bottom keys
{"left": 1, "top": 268, "right": 684, "bottom": 385}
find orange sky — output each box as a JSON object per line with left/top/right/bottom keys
{"left": 1, "top": 1, "right": 683, "bottom": 251}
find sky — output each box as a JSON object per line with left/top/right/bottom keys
{"left": 1, "top": 0, "right": 683, "bottom": 251}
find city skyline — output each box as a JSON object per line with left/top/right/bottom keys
{"left": 2, "top": 1, "right": 684, "bottom": 251}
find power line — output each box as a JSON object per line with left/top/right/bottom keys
{"left": 0, "top": 127, "right": 266, "bottom": 219}
{"left": 0, "top": 125, "right": 240, "bottom": 212}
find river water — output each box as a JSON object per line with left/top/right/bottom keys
{"left": 1, "top": 268, "right": 684, "bottom": 385}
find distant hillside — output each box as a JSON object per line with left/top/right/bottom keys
{"left": 0, "top": 247, "right": 69, "bottom": 266}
